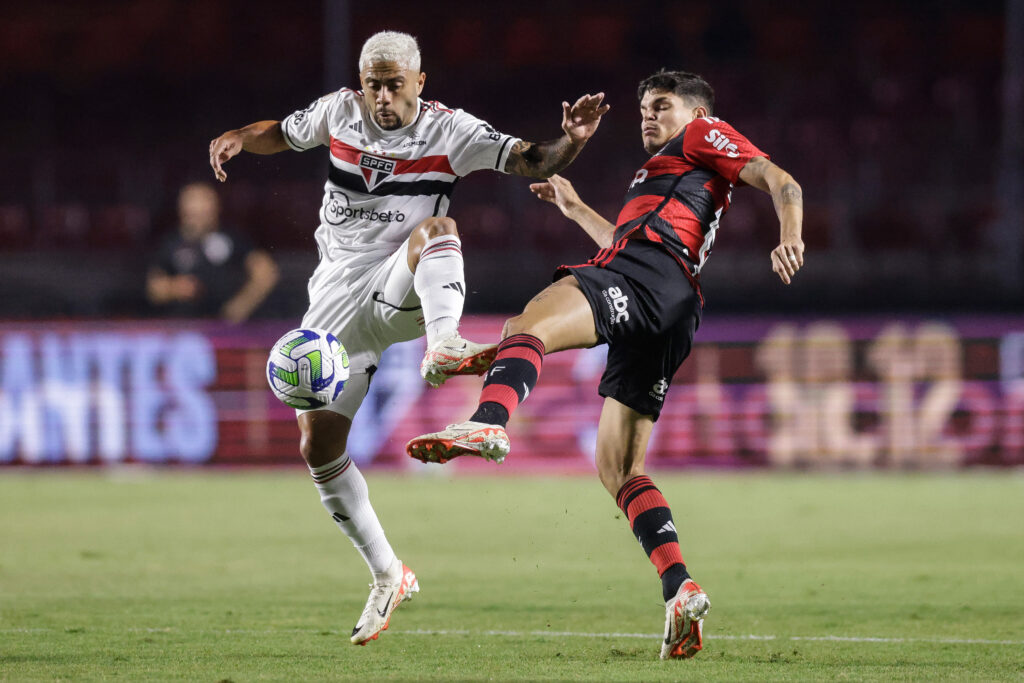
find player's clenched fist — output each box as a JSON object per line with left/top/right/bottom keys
{"left": 770, "top": 240, "right": 804, "bottom": 285}
{"left": 209, "top": 131, "right": 243, "bottom": 182}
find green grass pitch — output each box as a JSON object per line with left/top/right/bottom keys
{"left": 1, "top": 470, "right": 1022, "bottom": 680}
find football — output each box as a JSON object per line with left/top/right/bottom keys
{"left": 266, "top": 327, "right": 350, "bottom": 409}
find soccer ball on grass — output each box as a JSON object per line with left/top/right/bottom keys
{"left": 266, "top": 328, "right": 350, "bottom": 409}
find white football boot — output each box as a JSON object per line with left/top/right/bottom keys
{"left": 350, "top": 560, "right": 419, "bottom": 645}
{"left": 420, "top": 333, "right": 497, "bottom": 388}
{"left": 660, "top": 578, "right": 710, "bottom": 659}
{"left": 406, "top": 421, "right": 511, "bottom": 464}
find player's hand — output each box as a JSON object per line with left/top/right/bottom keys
{"left": 171, "top": 274, "right": 201, "bottom": 300}
{"left": 561, "top": 93, "right": 610, "bottom": 144}
{"left": 770, "top": 239, "right": 805, "bottom": 285}
{"left": 209, "top": 130, "right": 244, "bottom": 182}
{"left": 529, "top": 174, "right": 582, "bottom": 218}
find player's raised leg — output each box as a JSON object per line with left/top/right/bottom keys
{"left": 406, "top": 276, "right": 598, "bottom": 463}
{"left": 409, "top": 217, "right": 496, "bottom": 387}
{"left": 298, "top": 394, "right": 418, "bottom": 645}
{"left": 595, "top": 397, "right": 709, "bottom": 659}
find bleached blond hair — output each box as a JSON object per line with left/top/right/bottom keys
{"left": 358, "top": 31, "right": 421, "bottom": 72}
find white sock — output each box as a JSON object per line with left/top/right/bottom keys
{"left": 309, "top": 454, "right": 397, "bottom": 581}
{"left": 414, "top": 234, "right": 465, "bottom": 346}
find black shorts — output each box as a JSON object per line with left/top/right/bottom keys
{"left": 558, "top": 240, "right": 701, "bottom": 420}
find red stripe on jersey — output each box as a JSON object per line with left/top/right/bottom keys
{"left": 393, "top": 156, "right": 455, "bottom": 175}
{"left": 615, "top": 195, "right": 665, "bottom": 225}
{"left": 422, "top": 100, "right": 454, "bottom": 114}
{"left": 329, "top": 137, "right": 362, "bottom": 164}
{"left": 329, "top": 137, "right": 455, "bottom": 176}
{"left": 642, "top": 155, "right": 694, "bottom": 177}
{"left": 658, "top": 199, "right": 706, "bottom": 255}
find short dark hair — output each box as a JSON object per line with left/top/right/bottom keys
{"left": 637, "top": 70, "right": 715, "bottom": 114}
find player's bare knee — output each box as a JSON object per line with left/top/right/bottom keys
{"left": 501, "top": 315, "right": 525, "bottom": 340}
{"left": 409, "top": 217, "right": 459, "bottom": 269}
{"left": 501, "top": 313, "right": 542, "bottom": 342}
{"left": 415, "top": 216, "right": 458, "bottom": 241}
{"left": 298, "top": 417, "right": 348, "bottom": 467}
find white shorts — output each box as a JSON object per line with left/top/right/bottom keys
{"left": 299, "top": 237, "right": 424, "bottom": 418}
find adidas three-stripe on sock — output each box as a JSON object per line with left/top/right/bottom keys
{"left": 414, "top": 234, "right": 466, "bottom": 347}
{"left": 470, "top": 333, "right": 545, "bottom": 427}
{"left": 616, "top": 475, "right": 691, "bottom": 602}
{"left": 309, "top": 454, "right": 397, "bottom": 582}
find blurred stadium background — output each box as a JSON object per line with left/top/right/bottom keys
{"left": 1, "top": 0, "right": 1021, "bottom": 470}
{"left": 3, "top": 2, "right": 1024, "bottom": 679}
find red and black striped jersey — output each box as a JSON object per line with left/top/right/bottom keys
{"left": 580, "top": 117, "right": 766, "bottom": 301}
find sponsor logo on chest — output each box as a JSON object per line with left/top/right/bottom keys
{"left": 359, "top": 154, "right": 396, "bottom": 191}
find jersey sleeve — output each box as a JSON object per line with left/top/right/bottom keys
{"left": 682, "top": 117, "right": 768, "bottom": 184}
{"left": 444, "top": 108, "right": 520, "bottom": 177}
{"left": 280, "top": 92, "right": 335, "bottom": 151}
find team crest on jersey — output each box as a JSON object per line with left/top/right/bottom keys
{"left": 359, "top": 154, "right": 395, "bottom": 191}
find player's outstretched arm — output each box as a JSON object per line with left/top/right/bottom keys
{"left": 739, "top": 156, "right": 804, "bottom": 285}
{"left": 209, "top": 121, "right": 290, "bottom": 182}
{"left": 505, "top": 94, "right": 610, "bottom": 179}
{"left": 530, "top": 174, "right": 615, "bottom": 248}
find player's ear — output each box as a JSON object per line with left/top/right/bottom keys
{"left": 692, "top": 105, "right": 708, "bottom": 120}
{"left": 416, "top": 71, "right": 426, "bottom": 95}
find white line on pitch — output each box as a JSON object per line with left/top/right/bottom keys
{"left": 392, "top": 629, "right": 1024, "bottom": 646}
{"left": 2, "top": 627, "right": 1021, "bottom": 646}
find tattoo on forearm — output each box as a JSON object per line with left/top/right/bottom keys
{"left": 747, "top": 156, "right": 768, "bottom": 172}
{"left": 505, "top": 137, "right": 579, "bottom": 178}
{"left": 781, "top": 182, "right": 802, "bottom": 206}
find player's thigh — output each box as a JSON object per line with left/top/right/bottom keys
{"left": 371, "top": 237, "right": 426, "bottom": 345}
{"left": 504, "top": 277, "right": 598, "bottom": 352}
{"left": 594, "top": 397, "right": 656, "bottom": 496}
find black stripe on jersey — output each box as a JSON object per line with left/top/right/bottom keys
{"left": 279, "top": 120, "right": 298, "bottom": 149}
{"left": 670, "top": 168, "right": 717, "bottom": 225}
{"left": 432, "top": 179, "right": 459, "bottom": 215}
{"left": 495, "top": 136, "right": 513, "bottom": 170}
{"left": 659, "top": 129, "right": 686, "bottom": 157}
{"left": 624, "top": 174, "right": 685, "bottom": 205}
{"left": 611, "top": 217, "right": 646, "bottom": 243}
{"left": 645, "top": 214, "right": 699, "bottom": 264}
{"left": 328, "top": 165, "right": 457, "bottom": 198}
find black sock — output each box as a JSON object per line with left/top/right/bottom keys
{"left": 469, "top": 334, "right": 545, "bottom": 428}
{"left": 660, "top": 563, "right": 691, "bottom": 602}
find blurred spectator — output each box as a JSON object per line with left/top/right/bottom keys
{"left": 146, "top": 182, "right": 278, "bottom": 322}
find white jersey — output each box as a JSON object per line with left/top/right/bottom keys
{"left": 281, "top": 89, "right": 520, "bottom": 266}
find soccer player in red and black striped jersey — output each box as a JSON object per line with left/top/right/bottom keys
{"left": 406, "top": 70, "right": 804, "bottom": 659}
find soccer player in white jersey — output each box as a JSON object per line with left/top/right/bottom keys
{"left": 208, "top": 31, "right": 608, "bottom": 645}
